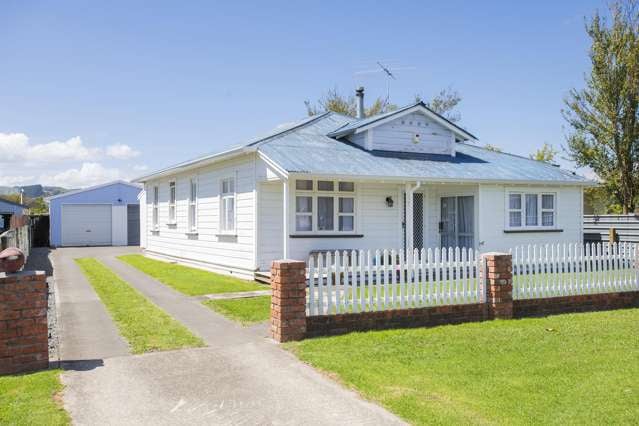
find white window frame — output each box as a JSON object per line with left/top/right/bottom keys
{"left": 168, "top": 181, "right": 176, "bottom": 225}
{"left": 505, "top": 191, "right": 557, "bottom": 230}
{"left": 219, "top": 176, "right": 236, "bottom": 234}
{"left": 293, "top": 179, "right": 357, "bottom": 235}
{"left": 187, "top": 177, "right": 198, "bottom": 233}
{"left": 152, "top": 185, "right": 159, "bottom": 230}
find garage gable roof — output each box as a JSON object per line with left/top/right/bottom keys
{"left": 46, "top": 180, "right": 142, "bottom": 201}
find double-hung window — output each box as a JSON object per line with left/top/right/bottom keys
{"left": 507, "top": 192, "right": 556, "bottom": 229}
{"left": 294, "top": 179, "right": 356, "bottom": 233}
{"left": 168, "top": 181, "right": 176, "bottom": 224}
{"left": 188, "top": 178, "right": 197, "bottom": 232}
{"left": 220, "top": 177, "right": 235, "bottom": 233}
{"left": 152, "top": 186, "right": 159, "bottom": 230}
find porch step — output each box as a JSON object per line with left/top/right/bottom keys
{"left": 254, "top": 270, "right": 271, "bottom": 285}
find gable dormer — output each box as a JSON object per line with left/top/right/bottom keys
{"left": 328, "top": 95, "right": 477, "bottom": 156}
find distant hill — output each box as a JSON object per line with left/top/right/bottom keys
{"left": 0, "top": 185, "right": 70, "bottom": 198}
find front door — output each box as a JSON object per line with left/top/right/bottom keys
{"left": 403, "top": 192, "right": 424, "bottom": 250}
{"left": 440, "top": 196, "right": 474, "bottom": 249}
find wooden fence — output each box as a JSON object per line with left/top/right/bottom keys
{"left": 511, "top": 242, "right": 638, "bottom": 299}
{"left": 307, "top": 248, "right": 483, "bottom": 316}
{"left": 584, "top": 214, "right": 639, "bottom": 243}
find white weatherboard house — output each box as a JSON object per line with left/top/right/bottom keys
{"left": 136, "top": 89, "right": 592, "bottom": 280}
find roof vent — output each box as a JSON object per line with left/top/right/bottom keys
{"left": 355, "top": 87, "right": 365, "bottom": 119}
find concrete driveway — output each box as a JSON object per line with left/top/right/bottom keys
{"left": 53, "top": 247, "right": 404, "bottom": 425}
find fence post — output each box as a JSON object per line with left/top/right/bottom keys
{"left": 482, "top": 252, "right": 513, "bottom": 320}
{"left": 270, "top": 260, "right": 307, "bottom": 342}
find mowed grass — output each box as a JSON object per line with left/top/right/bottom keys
{"left": 288, "top": 309, "right": 639, "bottom": 425}
{"left": 76, "top": 258, "right": 204, "bottom": 353}
{"left": 0, "top": 369, "right": 69, "bottom": 425}
{"left": 118, "top": 254, "right": 267, "bottom": 296}
{"left": 203, "top": 296, "right": 271, "bottom": 325}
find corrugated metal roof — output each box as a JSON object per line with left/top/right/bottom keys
{"left": 257, "top": 113, "right": 591, "bottom": 184}
{"left": 138, "top": 107, "right": 591, "bottom": 185}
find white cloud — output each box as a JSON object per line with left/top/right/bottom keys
{"left": 106, "top": 143, "right": 140, "bottom": 160}
{"left": 132, "top": 164, "right": 148, "bottom": 171}
{"left": 41, "top": 162, "right": 125, "bottom": 188}
{"left": 0, "top": 174, "right": 36, "bottom": 186}
{"left": 0, "top": 133, "right": 100, "bottom": 163}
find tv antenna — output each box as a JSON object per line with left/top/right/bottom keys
{"left": 354, "top": 60, "right": 415, "bottom": 102}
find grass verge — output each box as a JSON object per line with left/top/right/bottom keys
{"left": 287, "top": 308, "right": 639, "bottom": 425}
{"left": 76, "top": 258, "right": 204, "bottom": 353}
{"left": 0, "top": 369, "right": 69, "bottom": 425}
{"left": 118, "top": 254, "right": 267, "bottom": 296}
{"left": 203, "top": 296, "right": 271, "bottom": 325}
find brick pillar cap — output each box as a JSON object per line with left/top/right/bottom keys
{"left": 0, "top": 270, "right": 46, "bottom": 279}
{"left": 482, "top": 252, "right": 510, "bottom": 257}
{"left": 272, "top": 259, "right": 306, "bottom": 267}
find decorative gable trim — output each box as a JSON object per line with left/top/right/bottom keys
{"left": 329, "top": 103, "right": 478, "bottom": 142}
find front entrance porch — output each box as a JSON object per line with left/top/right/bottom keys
{"left": 256, "top": 178, "right": 480, "bottom": 276}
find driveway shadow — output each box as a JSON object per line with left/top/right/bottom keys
{"left": 57, "top": 359, "right": 105, "bottom": 372}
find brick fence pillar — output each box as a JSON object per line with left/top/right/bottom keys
{"left": 270, "top": 260, "right": 307, "bottom": 342}
{"left": 0, "top": 271, "right": 49, "bottom": 375}
{"left": 482, "top": 252, "right": 513, "bottom": 320}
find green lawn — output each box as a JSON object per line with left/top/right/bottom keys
{"left": 203, "top": 296, "right": 271, "bottom": 325}
{"left": 0, "top": 369, "right": 70, "bottom": 425}
{"left": 118, "top": 254, "right": 267, "bottom": 296}
{"left": 288, "top": 309, "right": 639, "bottom": 425}
{"left": 76, "top": 258, "right": 204, "bottom": 353}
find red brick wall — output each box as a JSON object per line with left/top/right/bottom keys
{"left": 514, "top": 291, "right": 639, "bottom": 318}
{"left": 306, "top": 303, "right": 487, "bottom": 337}
{"left": 269, "top": 253, "right": 639, "bottom": 341}
{"left": 0, "top": 271, "right": 49, "bottom": 375}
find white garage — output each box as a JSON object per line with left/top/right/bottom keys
{"left": 48, "top": 181, "right": 142, "bottom": 247}
{"left": 61, "top": 204, "right": 112, "bottom": 246}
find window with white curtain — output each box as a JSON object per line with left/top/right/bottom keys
{"left": 507, "top": 192, "right": 556, "bottom": 229}
{"left": 152, "top": 186, "right": 159, "bottom": 230}
{"left": 168, "top": 181, "right": 176, "bottom": 224}
{"left": 220, "top": 177, "right": 235, "bottom": 233}
{"left": 294, "top": 179, "right": 355, "bottom": 233}
{"left": 188, "top": 178, "right": 197, "bottom": 232}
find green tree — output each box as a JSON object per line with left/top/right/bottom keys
{"left": 563, "top": 1, "right": 639, "bottom": 214}
{"left": 305, "top": 87, "right": 397, "bottom": 117}
{"left": 28, "top": 197, "right": 48, "bottom": 215}
{"left": 0, "top": 194, "right": 23, "bottom": 205}
{"left": 415, "top": 87, "right": 462, "bottom": 122}
{"left": 305, "top": 86, "right": 462, "bottom": 120}
{"left": 530, "top": 143, "right": 558, "bottom": 162}
{"left": 483, "top": 144, "right": 502, "bottom": 152}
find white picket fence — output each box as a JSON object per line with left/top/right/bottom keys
{"left": 511, "top": 242, "right": 639, "bottom": 300}
{"left": 307, "top": 248, "right": 484, "bottom": 316}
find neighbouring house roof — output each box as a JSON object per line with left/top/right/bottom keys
{"left": 46, "top": 180, "right": 142, "bottom": 201}
{"left": 136, "top": 106, "right": 593, "bottom": 186}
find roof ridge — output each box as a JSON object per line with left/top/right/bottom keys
{"left": 247, "top": 112, "right": 332, "bottom": 148}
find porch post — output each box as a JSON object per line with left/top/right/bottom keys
{"left": 282, "top": 179, "right": 289, "bottom": 259}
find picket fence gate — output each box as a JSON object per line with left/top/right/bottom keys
{"left": 306, "top": 248, "right": 483, "bottom": 316}
{"left": 511, "top": 242, "right": 639, "bottom": 300}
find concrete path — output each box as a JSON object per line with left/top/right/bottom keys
{"left": 57, "top": 248, "right": 404, "bottom": 425}
{"left": 52, "top": 247, "right": 138, "bottom": 362}
{"left": 195, "top": 289, "right": 271, "bottom": 301}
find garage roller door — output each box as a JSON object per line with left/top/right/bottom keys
{"left": 61, "top": 204, "right": 112, "bottom": 246}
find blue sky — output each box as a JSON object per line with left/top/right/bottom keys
{"left": 0, "top": 0, "right": 604, "bottom": 188}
